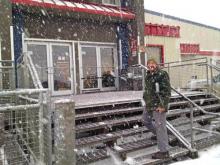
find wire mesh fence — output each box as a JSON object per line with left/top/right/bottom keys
{"left": 0, "top": 89, "right": 50, "bottom": 165}
{"left": 120, "top": 58, "right": 209, "bottom": 91}
{"left": 0, "top": 60, "right": 15, "bottom": 90}
{"left": 162, "top": 58, "right": 209, "bottom": 90}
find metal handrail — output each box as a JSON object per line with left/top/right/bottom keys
{"left": 132, "top": 64, "right": 218, "bottom": 116}
{"left": 172, "top": 87, "right": 220, "bottom": 117}
{"left": 0, "top": 88, "right": 47, "bottom": 96}
{"left": 207, "top": 63, "right": 220, "bottom": 71}
{"left": 136, "top": 62, "right": 220, "bottom": 149}
{"left": 160, "top": 57, "right": 207, "bottom": 66}
{"left": 134, "top": 64, "right": 194, "bottom": 151}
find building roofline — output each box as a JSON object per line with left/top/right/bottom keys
{"left": 145, "top": 9, "right": 220, "bottom": 32}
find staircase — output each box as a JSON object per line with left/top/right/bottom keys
{"left": 74, "top": 91, "right": 220, "bottom": 165}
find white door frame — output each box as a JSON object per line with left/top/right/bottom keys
{"left": 49, "top": 43, "right": 73, "bottom": 96}
{"left": 79, "top": 43, "right": 118, "bottom": 93}
{"left": 79, "top": 44, "right": 99, "bottom": 92}
{"left": 99, "top": 45, "right": 118, "bottom": 91}
{"left": 24, "top": 40, "right": 75, "bottom": 96}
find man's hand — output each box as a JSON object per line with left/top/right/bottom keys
{"left": 156, "top": 107, "right": 166, "bottom": 113}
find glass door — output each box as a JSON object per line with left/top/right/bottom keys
{"left": 26, "top": 43, "right": 49, "bottom": 88}
{"left": 80, "top": 46, "right": 98, "bottom": 90}
{"left": 50, "top": 44, "right": 72, "bottom": 95}
{"left": 100, "top": 47, "right": 117, "bottom": 90}
{"left": 25, "top": 41, "right": 74, "bottom": 95}
{"left": 80, "top": 44, "right": 118, "bottom": 92}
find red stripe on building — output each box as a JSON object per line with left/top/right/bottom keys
{"left": 11, "top": 0, "right": 135, "bottom": 20}
{"left": 180, "top": 43, "right": 220, "bottom": 56}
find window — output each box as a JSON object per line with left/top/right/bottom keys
{"left": 102, "top": 0, "right": 120, "bottom": 6}
{"left": 145, "top": 45, "right": 164, "bottom": 65}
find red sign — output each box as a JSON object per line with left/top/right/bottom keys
{"left": 130, "top": 37, "right": 137, "bottom": 56}
{"left": 145, "top": 23, "right": 180, "bottom": 38}
{"left": 180, "top": 43, "right": 200, "bottom": 54}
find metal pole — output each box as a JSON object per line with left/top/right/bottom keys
{"left": 39, "top": 91, "right": 44, "bottom": 164}
{"left": 190, "top": 103, "right": 194, "bottom": 148}
{"left": 142, "top": 68, "right": 145, "bottom": 91}
{"left": 168, "top": 63, "right": 170, "bottom": 75}
{"left": 45, "top": 91, "right": 52, "bottom": 165}
{"left": 210, "top": 58, "right": 214, "bottom": 93}
{"left": 205, "top": 58, "right": 209, "bottom": 93}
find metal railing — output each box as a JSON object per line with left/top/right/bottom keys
{"left": 208, "top": 59, "right": 220, "bottom": 96}
{"left": 15, "top": 52, "right": 77, "bottom": 165}
{"left": 135, "top": 60, "right": 220, "bottom": 154}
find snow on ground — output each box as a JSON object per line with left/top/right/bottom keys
{"left": 171, "top": 145, "right": 220, "bottom": 165}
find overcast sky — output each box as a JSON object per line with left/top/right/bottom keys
{"left": 144, "top": 0, "right": 220, "bottom": 29}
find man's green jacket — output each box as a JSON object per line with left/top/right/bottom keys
{"left": 143, "top": 69, "right": 171, "bottom": 111}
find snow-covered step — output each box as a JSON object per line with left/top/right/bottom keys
{"left": 76, "top": 115, "right": 142, "bottom": 133}
{"left": 192, "top": 133, "right": 220, "bottom": 150}
{"left": 76, "top": 148, "right": 109, "bottom": 165}
{"left": 167, "top": 103, "right": 220, "bottom": 117}
{"left": 113, "top": 138, "right": 157, "bottom": 160}
{"left": 76, "top": 104, "right": 220, "bottom": 133}
{"left": 76, "top": 106, "right": 144, "bottom": 120}
{"left": 169, "top": 97, "right": 218, "bottom": 108}
{"left": 169, "top": 115, "right": 217, "bottom": 127}
{"left": 76, "top": 126, "right": 149, "bottom": 148}
{"left": 170, "top": 92, "right": 210, "bottom": 100}
{"left": 130, "top": 146, "right": 189, "bottom": 165}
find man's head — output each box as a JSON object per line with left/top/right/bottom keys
{"left": 147, "top": 58, "right": 158, "bottom": 72}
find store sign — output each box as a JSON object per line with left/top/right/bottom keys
{"left": 130, "top": 37, "right": 137, "bottom": 56}
{"left": 145, "top": 23, "right": 180, "bottom": 37}
{"left": 180, "top": 43, "right": 200, "bottom": 54}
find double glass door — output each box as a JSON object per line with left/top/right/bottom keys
{"left": 25, "top": 42, "right": 73, "bottom": 95}
{"left": 80, "top": 45, "right": 118, "bottom": 91}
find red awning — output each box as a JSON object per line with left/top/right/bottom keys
{"left": 11, "top": 0, "right": 135, "bottom": 20}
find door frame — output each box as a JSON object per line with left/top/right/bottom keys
{"left": 24, "top": 39, "right": 76, "bottom": 96}
{"left": 79, "top": 43, "right": 118, "bottom": 93}
{"left": 49, "top": 43, "right": 73, "bottom": 96}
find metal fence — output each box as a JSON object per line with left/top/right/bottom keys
{"left": 0, "top": 89, "right": 51, "bottom": 165}
{"left": 15, "top": 52, "right": 76, "bottom": 165}
{"left": 123, "top": 57, "right": 211, "bottom": 92}
{"left": 0, "top": 60, "right": 16, "bottom": 90}
{"left": 162, "top": 57, "right": 209, "bottom": 90}
{"left": 208, "top": 59, "right": 220, "bottom": 96}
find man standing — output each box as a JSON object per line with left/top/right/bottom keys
{"left": 143, "top": 58, "right": 171, "bottom": 159}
